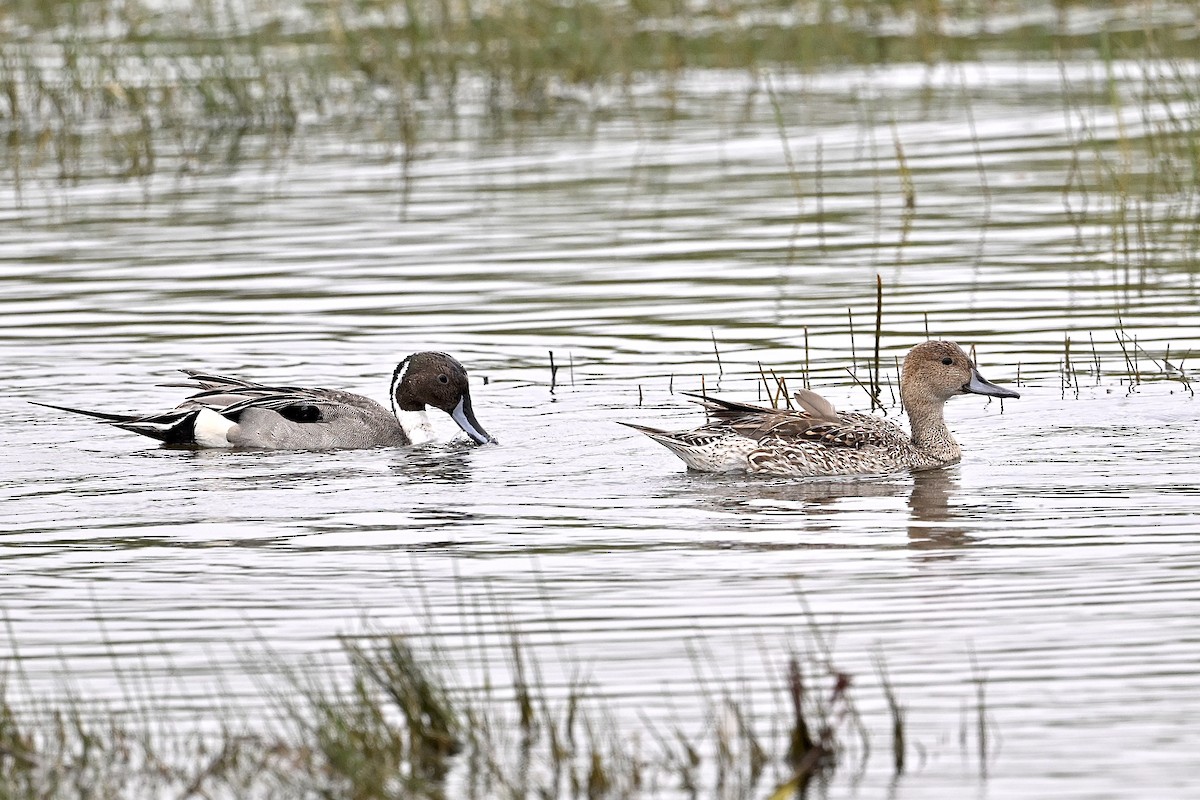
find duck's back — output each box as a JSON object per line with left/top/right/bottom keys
{"left": 183, "top": 384, "right": 408, "bottom": 449}
{"left": 224, "top": 400, "right": 407, "bottom": 449}
{"left": 644, "top": 394, "right": 920, "bottom": 477}
{"left": 744, "top": 411, "right": 917, "bottom": 476}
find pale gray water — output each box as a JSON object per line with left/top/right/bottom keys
{"left": 2, "top": 61, "right": 1200, "bottom": 798}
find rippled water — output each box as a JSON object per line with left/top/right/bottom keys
{"left": 3, "top": 61, "right": 1200, "bottom": 798}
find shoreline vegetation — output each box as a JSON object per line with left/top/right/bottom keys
{"left": 3, "top": 1, "right": 1197, "bottom": 276}
{"left": 0, "top": 615, "right": 993, "bottom": 800}
{"left": 1, "top": 1, "right": 1198, "bottom": 181}
{"left": 1, "top": 4, "right": 1196, "bottom": 796}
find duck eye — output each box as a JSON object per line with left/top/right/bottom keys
{"left": 437, "top": 374, "right": 449, "bottom": 384}
{"left": 941, "top": 357, "right": 953, "bottom": 365}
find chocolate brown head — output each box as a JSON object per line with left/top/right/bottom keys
{"left": 391, "top": 352, "right": 493, "bottom": 444}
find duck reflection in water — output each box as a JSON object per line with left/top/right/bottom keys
{"left": 677, "top": 474, "right": 906, "bottom": 515}
{"left": 385, "top": 445, "right": 484, "bottom": 543}
{"left": 388, "top": 442, "right": 478, "bottom": 485}
{"left": 907, "top": 468, "right": 972, "bottom": 551}
{"left": 656, "top": 468, "right": 975, "bottom": 553}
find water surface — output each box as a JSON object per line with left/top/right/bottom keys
{"left": 2, "top": 59, "right": 1199, "bottom": 798}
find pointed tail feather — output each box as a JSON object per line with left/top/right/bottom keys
{"left": 617, "top": 421, "right": 672, "bottom": 437}
{"left": 33, "top": 401, "right": 201, "bottom": 445}
{"left": 618, "top": 420, "right": 694, "bottom": 457}
{"left": 31, "top": 401, "right": 137, "bottom": 424}
{"left": 620, "top": 419, "right": 750, "bottom": 472}
{"left": 617, "top": 421, "right": 699, "bottom": 452}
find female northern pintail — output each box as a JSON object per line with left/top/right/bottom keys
{"left": 624, "top": 340, "right": 1018, "bottom": 476}
{"left": 36, "top": 352, "right": 494, "bottom": 449}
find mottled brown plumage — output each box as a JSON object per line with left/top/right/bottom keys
{"left": 624, "top": 341, "right": 1019, "bottom": 477}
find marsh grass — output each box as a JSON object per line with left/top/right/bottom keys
{"left": 3, "top": 0, "right": 1200, "bottom": 186}
{"left": 726, "top": 279, "right": 1189, "bottom": 416}
{"left": 1056, "top": 31, "right": 1200, "bottom": 275}
{"left": 4, "top": 4, "right": 1200, "bottom": 299}
{"left": 0, "top": 603, "right": 996, "bottom": 800}
{"left": 726, "top": 276, "right": 1192, "bottom": 417}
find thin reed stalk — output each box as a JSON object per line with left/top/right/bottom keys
{"left": 872, "top": 274, "right": 883, "bottom": 411}
{"left": 874, "top": 652, "right": 906, "bottom": 775}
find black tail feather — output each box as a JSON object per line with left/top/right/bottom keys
{"left": 30, "top": 401, "right": 136, "bottom": 424}
{"left": 32, "top": 401, "right": 200, "bottom": 445}
{"left": 114, "top": 410, "right": 201, "bottom": 445}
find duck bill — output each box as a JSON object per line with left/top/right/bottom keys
{"left": 450, "top": 395, "right": 495, "bottom": 444}
{"left": 964, "top": 369, "right": 1020, "bottom": 399}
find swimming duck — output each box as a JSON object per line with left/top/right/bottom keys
{"left": 624, "top": 340, "right": 1018, "bottom": 476}
{"left": 35, "top": 352, "right": 494, "bottom": 449}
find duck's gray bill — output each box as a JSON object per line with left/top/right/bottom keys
{"left": 451, "top": 396, "right": 495, "bottom": 444}
{"left": 965, "top": 369, "right": 1020, "bottom": 399}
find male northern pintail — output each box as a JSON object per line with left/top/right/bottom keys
{"left": 624, "top": 340, "right": 1018, "bottom": 476}
{"left": 36, "top": 352, "right": 494, "bottom": 449}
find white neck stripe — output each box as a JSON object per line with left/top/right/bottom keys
{"left": 390, "top": 358, "right": 413, "bottom": 420}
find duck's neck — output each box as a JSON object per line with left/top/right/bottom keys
{"left": 396, "top": 409, "right": 436, "bottom": 445}
{"left": 904, "top": 396, "right": 961, "bottom": 464}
